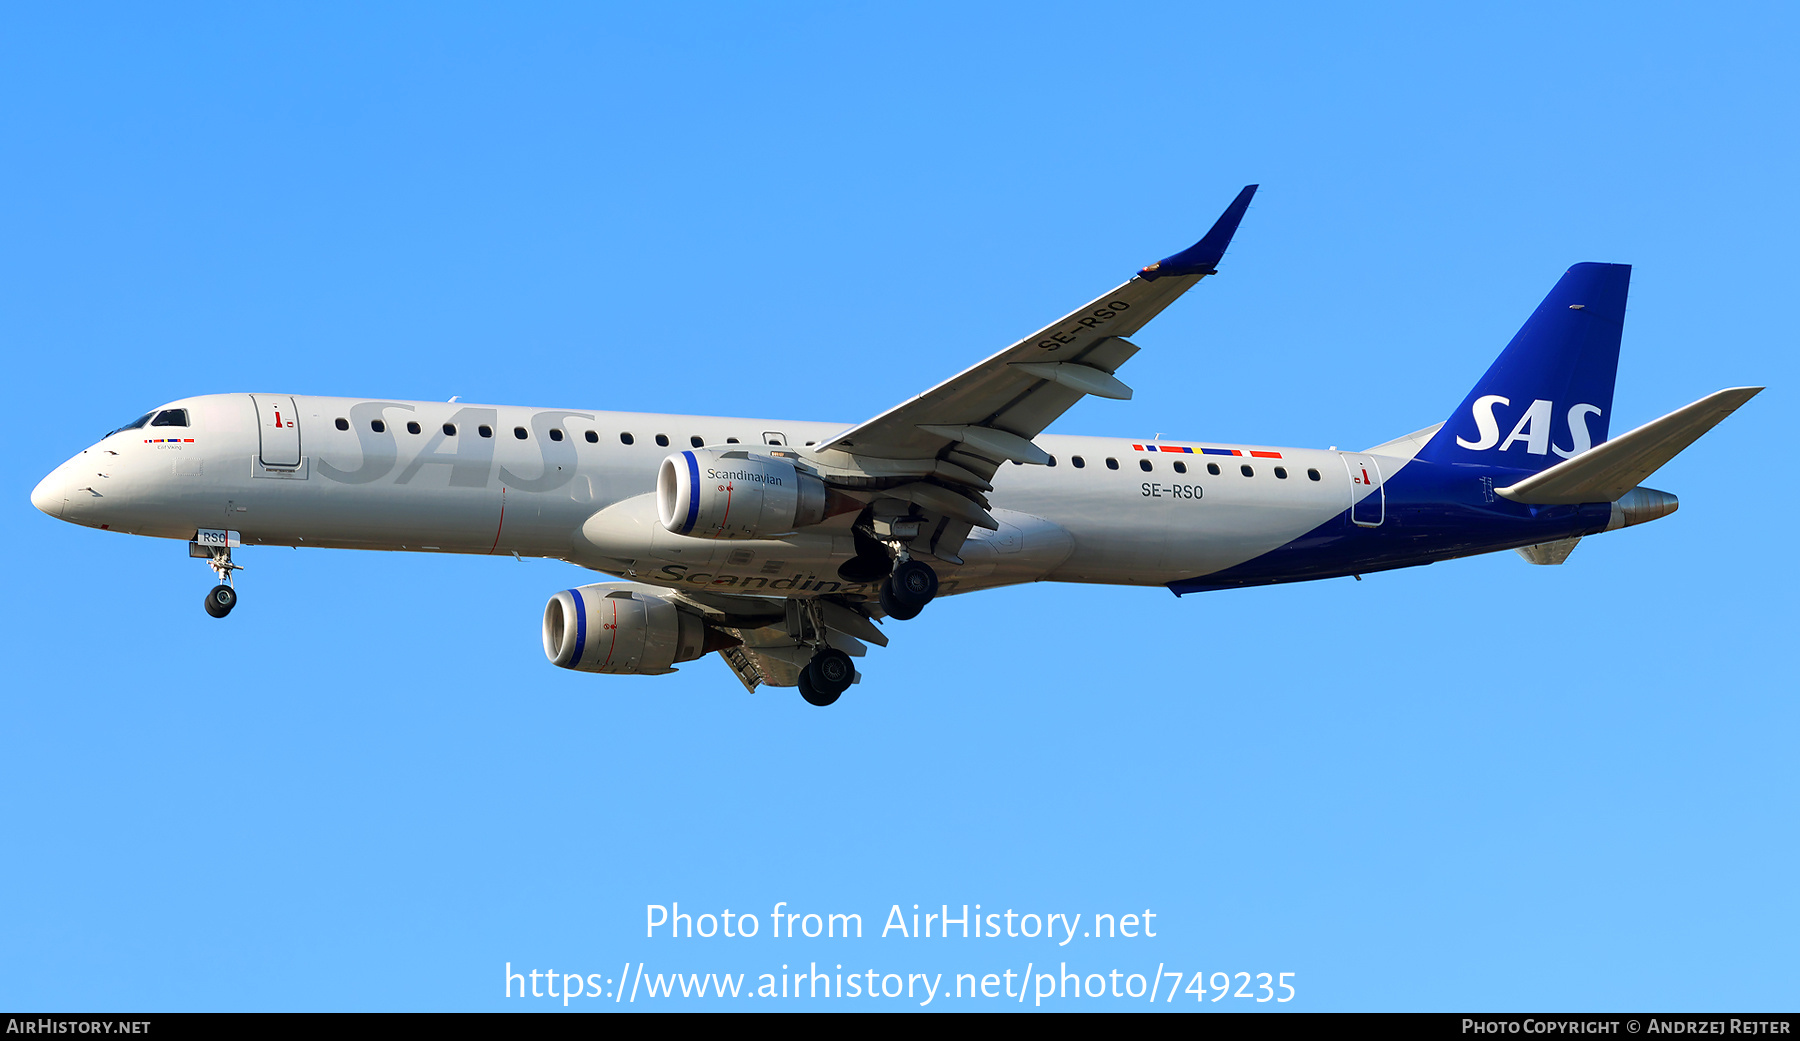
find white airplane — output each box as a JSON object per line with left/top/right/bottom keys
{"left": 31, "top": 186, "right": 1761, "bottom": 706}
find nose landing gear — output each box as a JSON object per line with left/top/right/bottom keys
{"left": 193, "top": 541, "right": 243, "bottom": 618}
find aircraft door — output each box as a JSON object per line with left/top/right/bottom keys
{"left": 252, "top": 394, "right": 302, "bottom": 467}
{"left": 1341, "top": 453, "right": 1385, "bottom": 527}
{"left": 762, "top": 431, "right": 787, "bottom": 446}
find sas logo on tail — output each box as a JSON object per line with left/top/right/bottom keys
{"left": 1455, "top": 396, "right": 1601, "bottom": 458}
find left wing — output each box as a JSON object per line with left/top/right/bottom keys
{"left": 801, "top": 185, "right": 1258, "bottom": 566}
{"left": 644, "top": 192, "right": 1262, "bottom": 680}
{"left": 817, "top": 184, "right": 1258, "bottom": 469}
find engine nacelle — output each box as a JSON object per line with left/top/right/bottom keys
{"left": 657, "top": 449, "right": 828, "bottom": 540}
{"left": 542, "top": 584, "right": 708, "bottom": 675}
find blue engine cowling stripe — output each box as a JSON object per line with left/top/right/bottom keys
{"left": 681, "top": 450, "right": 700, "bottom": 534}
{"left": 568, "top": 589, "right": 587, "bottom": 668}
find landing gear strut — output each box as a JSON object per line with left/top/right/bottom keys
{"left": 798, "top": 648, "right": 855, "bottom": 707}
{"left": 879, "top": 558, "right": 938, "bottom": 621}
{"left": 198, "top": 544, "right": 243, "bottom": 618}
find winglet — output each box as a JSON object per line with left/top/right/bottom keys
{"left": 1139, "top": 184, "right": 1259, "bottom": 281}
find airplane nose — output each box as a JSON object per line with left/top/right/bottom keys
{"left": 31, "top": 470, "right": 67, "bottom": 519}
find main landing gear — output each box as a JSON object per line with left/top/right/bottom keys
{"left": 879, "top": 558, "right": 938, "bottom": 621}
{"left": 840, "top": 510, "right": 941, "bottom": 622}
{"left": 197, "top": 544, "right": 243, "bottom": 618}
{"left": 798, "top": 648, "right": 855, "bottom": 707}
{"left": 796, "top": 514, "right": 941, "bottom": 706}
{"left": 798, "top": 557, "right": 934, "bottom": 706}
{"left": 786, "top": 598, "right": 860, "bottom": 708}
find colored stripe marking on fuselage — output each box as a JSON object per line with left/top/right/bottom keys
{"left": 1133, "top": 443, "right": 1283, "bottom": 459}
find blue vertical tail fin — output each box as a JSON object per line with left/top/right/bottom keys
{"left": 1418, "top": 263, "right": 1632, "bottom": 470}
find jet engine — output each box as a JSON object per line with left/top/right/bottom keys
{"left": 657, "top": 449, "right": 830, "bottom": 540}
{"left": 542, "top": 584, "right": 716, "bottom": 675}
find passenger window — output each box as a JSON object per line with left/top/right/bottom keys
{"left": 151, "top": 409, "right": 189, "bottom": 427}
{"left": 514, "top": 427, "right": 528, "bottom": 439}
{"left": 585, "top": 430, "right": 598, "bottom": 443}
{"left": 1173, "top": 460, "right": 1187, "bottom": 474}
{"left": 550, "top": 429, "right": 564, "bottom": 442}
{"left": 443, "top": 423, "right": 457, "bottom": 436}
{"left": 655, "top": 434, "right": 670, "bottom": 447}
{"left": 726, "top": 437, "right": 740, "bottom": 444}
{"left": 1072, "top": 456, "right": 1086, "bottom": 468}
{"left": 1139, "top": 459, "right": 1153, "bottom": 472}
{"left": 479, "top": 425, "right": 493, "bottom": 438}
{"left": 1241, "top": 464, "right": 1254, "bottom": 477}
{"left": 1105, "top": 458, "right": 1119, "bottom": 470}
{"left": 620, "top": 432, "right": 634, "bottom": 445}
{"left": 690, "top": 435, "right": 704, "bottom": 448}
{"left": 334, "top": 418, "right": 349, "bottom": 431}
{"left": 1275, "top": 467, "right": 1288, "bottom": 479}
{"left": 406, "top": 421, "right": 422, "bottom": 435}
{"left": 1307, "top": 468, "right": 1321, "bottom": 481}
{"left": 372, "top": 419, "right": 386, "bottom": 433}
{"left": 1206, "top": 463, "right": 1220, "bottom": 476}
{"left": 1046, "top": 455, "right": 1057, "bottom": 467}
{"left": 804, "top": 441, "right": 816, "bottom": 447}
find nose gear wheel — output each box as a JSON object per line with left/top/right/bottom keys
{"left": 204, "top": 584, "right": 237, "bottom": 618}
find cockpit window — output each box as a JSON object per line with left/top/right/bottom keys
{"left": 104, "top": 412, "right": 155, "bottom": 439}
{"left": 151, "top": 409, "right": 189, "bottom": 427}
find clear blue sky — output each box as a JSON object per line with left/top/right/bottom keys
{"left": 3, "top": 3, "right": 1795, "bottom": 1011}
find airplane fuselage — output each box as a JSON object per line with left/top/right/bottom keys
{"left": 33, "top": 392, "right": 1635, "bottom": 601}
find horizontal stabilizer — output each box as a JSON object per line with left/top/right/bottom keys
{"left": 1498, "top": 387, "right": 1762, "bottom": 505}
